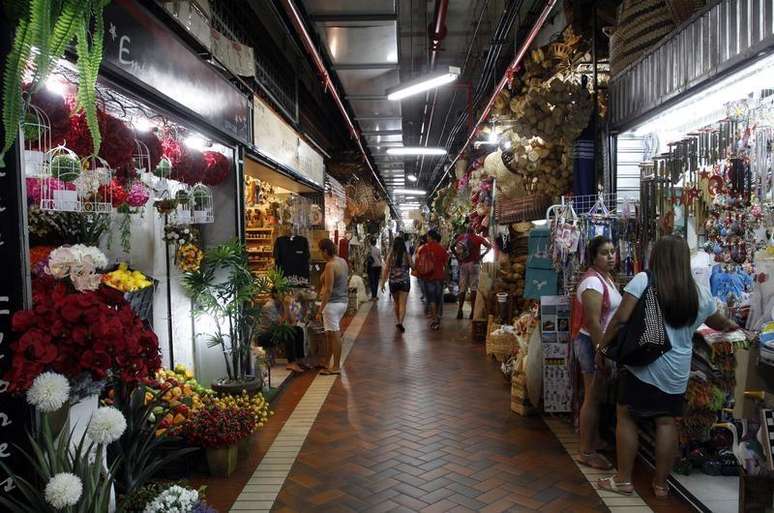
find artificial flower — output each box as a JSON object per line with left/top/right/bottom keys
{"left": 87, "top": 406, "right": 127, "bottom": 444}
{"left": 202, "top": 151, "right": 229, "bottom": 186}
{"left": 26, "top": 371, "right": 70, "bottom": 412}
{"left": 177, "top": 243, "right": 204, "bottom": 273}
{"left": 125, "top": 181, "right": 150, "bottom": 207}
{"left": 45, "top": 472, "right": 83, "bottom": 509}
{"left": 103, "top": 263, "right": 153, "bottom": 292}
{"left": 67, "top": 108, "right": 134, "bottom": 172}
{"left": 142, "top": 485, "right": 199, "bottom": 513}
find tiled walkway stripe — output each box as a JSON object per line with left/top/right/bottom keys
{"left": 543, "top": 417, "right": 655, "bottom": 513}
{"left": 229, "top": 301, "right": 374, "bottom": 513}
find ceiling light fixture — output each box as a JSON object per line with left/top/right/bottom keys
{"left": 184, "top": 135, "right": 209, "bottom": 151}
{"left": 392, "top": 188, "right": 426, "bottom": 195}
{"left": 45, "top": 76, "right": 67, "bottom": 97}
{"left": 387, "top": 66, "right": 460, "bottom": 101}
{"left": 387, "top": 147, "right": 447, "bottom": 156}
{"left": 407, "top": 174, "right": 418, "bottom": 182}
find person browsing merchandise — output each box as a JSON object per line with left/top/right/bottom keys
{"left": 573, "top": 236, "right": 621, "bottom": 471}
{"left": 597, "top": 236, "right": 738, "bottom": 498}
{"left": 452, "top": 223, "right": 492, "bottom": 320}
{"left": 316, "top": 239, "right": 348, "bottom": 375}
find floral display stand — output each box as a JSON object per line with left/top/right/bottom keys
{"left": 205, "top": 446, "right": 238, "bottom": 478}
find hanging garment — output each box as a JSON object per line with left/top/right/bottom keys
{"left": 572, "top": 123, "right": 595, "bottom": 197}
{"left": 274, "top": 236, "right": 311, "bottom": 280}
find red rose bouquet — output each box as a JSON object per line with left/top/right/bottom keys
{"left": 202, "top": 151, "right": 229, "bottom": 186}
{"left": 67, "top": 109, "right": 135, "bottom": 172}
{"left": 5, "top": 273, "right": 161, "bottom": 392}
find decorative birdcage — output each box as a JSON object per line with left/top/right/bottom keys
{"left": 78, "top": 156, "right": 113, "bottom": 214}
{"left": 170, "top": 187, "right": 193, "bottom": 224}
{"left": 22, "top": 104, "right": 52, "bottom": 172}
{"left": 191, "top": 183, "right": 214, "bottom": 224}
{"left": 40, "top": 145, "right": 82, "bottom": 212}
{"left": 133, "top": 138, "right": 152, "bottom": 174}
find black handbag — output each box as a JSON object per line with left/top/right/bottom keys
{"left": 601, "top": 271, "right": 672, "bottom": 366}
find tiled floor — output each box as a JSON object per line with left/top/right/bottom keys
{"left": 218, "top": 287, "right": 698, "bottom": 513}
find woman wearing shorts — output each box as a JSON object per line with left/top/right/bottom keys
{"left": 381, "top": 236, "right": 412, "bottom": 333}
{"left": 598, "top": 236, "right": 737, "bottom": 497}
{"left": 574, "top": 236, "right": 621, "bottom": 471}
{"left": 317, "top": 239, "right": 348, "bottom": 375}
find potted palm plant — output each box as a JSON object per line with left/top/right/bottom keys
{"left": 183, "top": 240, "right": 267, "bottom": 394}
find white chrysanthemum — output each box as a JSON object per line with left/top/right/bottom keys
{"left": 142, "top": 485, "right": 199, "bottom": 513}
{"left": 87, "top": 407, "right": 127, "bottom": 445}
{"left": 26, "top": 372, "right": 70, "bottom": 413}
{"left": 71, "top": 244, "right": 108, "bottom": 270}
{"left": 44, "top": 473, "right": 82, "bottom": 509}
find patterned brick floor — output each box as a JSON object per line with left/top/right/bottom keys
{"left": 270, "top": 293, "right": 609, "bottom": 513}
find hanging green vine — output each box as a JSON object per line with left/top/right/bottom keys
{"left": 1, "top": 0, "right": 110, "bottom": 166}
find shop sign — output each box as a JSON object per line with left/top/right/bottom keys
{"left": 540, "top": 296, "right": 571, "bottom": 413}
{"left": 0, "top": 154, "right": 30, "bottom": 498}
{"left": 253, "top": 97, "right": 324, "bottom": 187}
{"left": 103, "top": 0, "right": 250, "bottom": 143}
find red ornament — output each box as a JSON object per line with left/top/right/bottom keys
{"left": 202, "top": 150, "right": 230, "bottom": 186}
{"left": 67, "top": 109, "right": 135, "bottom": 171}
{"left": 176, "top": 148, "right": 206, "bottom": 186}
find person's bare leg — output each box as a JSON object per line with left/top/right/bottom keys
{"left": 328, "top": 330, "right": 342, "bottom": 372}
{"left": 457, "top": 289, "right": 466, "bottom": 318}
{"left": 398, "top": 292, "right": 408, "bottom": 324}
{"left": 393, "top": 293, "right": 401, "bottom": 323}
{"left": 469, "top": 290, "right": 477, "bottom": 319}
{"left": 317, "top": 336, "right": 330, "bottom": 369}
{"left": 579, "top": 373, "right": 597, "bottom": 455}
{"left": 654, "top": 416, "right": 678, "bottom": 490}
{"left": 614, "top": 404, "right": 639, "bottom": 484}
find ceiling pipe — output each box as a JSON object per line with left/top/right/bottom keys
{"left": 417, "top": 0, "right": 450, "bottom": 182}
{"left": 277, "top": 0, "right": 395, "bottom": 210}
{"left": 431, "top": 0, "right": 559, "bottom": 197}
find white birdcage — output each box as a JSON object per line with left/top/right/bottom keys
{"left": 170, "top": 186, "right": 193, "bottom": 224}
{"left": 191, "top": 183, "right": 214, "bottom": 224}
{"left": 78, "top": 156, "right": 113, "bottom": 214}
{"left": 22, "top": 104, "right": 52, "bottom": 177}
{"left": 133, "top": 137, "right": 152, "bottom": 174}
{"left": 40, "top": 145, "right": 82, "bottom": 212}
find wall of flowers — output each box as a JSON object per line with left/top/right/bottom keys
{"left": 0, "top": 76, "right": 273, "bottom": 513}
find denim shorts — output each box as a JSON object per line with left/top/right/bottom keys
{"left": 425, "top": 280, "right": 443, "bottom": 307}
{"left": 573, "top": 333, "right": 596, "bottom": 374}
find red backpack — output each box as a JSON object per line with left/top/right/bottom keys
{"left": 415, "top": 247, "right": 435, "bottom": 277}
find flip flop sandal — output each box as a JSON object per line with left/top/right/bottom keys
{"left": 597, "top": 476, "right": 634, "bottom": 496}
{"left": 652, "top": 482, "right": 669, "bottom": 498}
{"left": 577, "top": 452, "right": 613, "bottom": 470}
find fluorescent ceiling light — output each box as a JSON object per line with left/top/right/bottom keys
{"left": 184, "top": 135, "right": 209, "bottom": 151}
{"left": 387, "top": 66, "right": 460, "bottom": 101}
{"left": 45, "top": 76, "right": 67, "bottom": 97}
{"left": 392, "top": 188, "right": 426, "bottom": 195}
{"left": 387, "top": 147, "right": 447, "bottom": 156}
{"left": 132, "top": 118, "right": 154, "bottom": 132}
{"left": 407, "top": 174, "right": 418, "bottom": 182}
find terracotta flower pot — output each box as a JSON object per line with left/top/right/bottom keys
{"left": 206, "top": 445, "right": 238, "bottom": 477}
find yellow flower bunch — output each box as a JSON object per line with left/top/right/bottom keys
{"left": 177, "top": 243, "right": 204, "bottom": 272}
{"left": 206, "top": 390, "right": 273, "bottom": 431}
{"left": 103, "top": 263, "right": 152, "bottom": 292}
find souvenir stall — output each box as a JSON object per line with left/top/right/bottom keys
{"left": 608, "top": 2, "right": 774, "bottom": 509}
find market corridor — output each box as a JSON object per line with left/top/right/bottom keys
{"left": 230, "top": 290, "right": 608, "bottom": 513}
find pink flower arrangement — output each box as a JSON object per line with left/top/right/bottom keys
{"left": 125, "top": 182, "right": 150, "bottom": 207}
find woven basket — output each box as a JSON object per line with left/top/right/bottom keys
{"left": 610, "top": 0, "right": 676, "bottom": 77}
{"left": 666, "top": 0, "right": 706, "bottom": 24}
{"left": 486, "top": 326, "right": 519, "bottom": 362}
{"left": 495, "top": 194, "right": 550, "bottom": 225}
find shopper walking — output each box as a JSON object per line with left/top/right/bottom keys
{"left": 452, "top": 224, "right": 492, "bottom": 319}
{"left": 381, "top": 236, "right": 413, "bottom": 333}
{"left": 416, "top": 230, "right": 449, "bottom": 330}
{"left": 573, "top": 236, "right": 621, "bottom": 470}
{"left": 366, "top": 237, "right": 383, "bottom": 301}
{"left": 415, "top": 235, "right": 429, "bottom": 311}
{"left": 597, "top": 236, "right": 738, "bottom": 497}
{"left": 316, "top": 239, "right": 349, "bottom": 375}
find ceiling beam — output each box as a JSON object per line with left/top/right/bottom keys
{"left": 312, "top": 13, "right": 397, "bottom": 22}
{"left": 362, "top": 129, "right": 402, "bottom": 136}
{"left": 335, "top": 63, "right": 399, "bottom": 71}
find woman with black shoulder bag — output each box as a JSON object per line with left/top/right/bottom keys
{"left": 596, "top": 236, "right": 738, "bottom": 498}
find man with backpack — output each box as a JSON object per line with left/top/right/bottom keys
{"left": 415, "top": 230, "right": 449, "bottom": 330}
{"left": 452, "top": 224, "right": 492, "bottom": 320}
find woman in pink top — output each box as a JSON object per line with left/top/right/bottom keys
{"left": 574, "top": 237, "right": 621, "bottom": 470}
